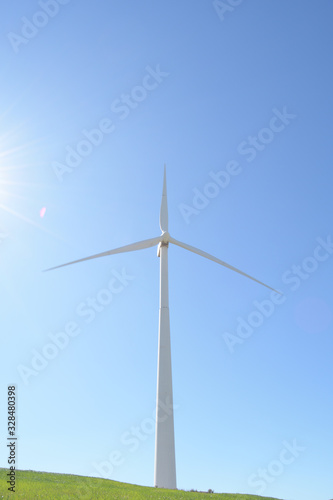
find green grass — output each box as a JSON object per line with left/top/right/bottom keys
{"left": 0, "top": 468, "right": 283, "bottom": 500}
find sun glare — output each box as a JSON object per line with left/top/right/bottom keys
{"left": 0, "top": 126, "right": 62, "bottom": 240}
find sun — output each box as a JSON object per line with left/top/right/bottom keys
{"left": 0, "top": 128, "right": 18, "bottom": 213}
{"left": 0, "top": 124, "right": 59, "bottom": 238}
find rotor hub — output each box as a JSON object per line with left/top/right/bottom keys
{"left": 161, "top": 231, "right": 170, "bottom": 243}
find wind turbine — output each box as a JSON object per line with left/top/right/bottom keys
{"left": 45, "top": 166, "right": 279, "bottom": 490}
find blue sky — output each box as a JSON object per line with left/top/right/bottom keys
{"left": 0, "top": 1, "right": 332, "bottom": 499}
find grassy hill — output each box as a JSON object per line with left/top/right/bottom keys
{"left": 0, "top": 468, "right": 283, "bottom": 499}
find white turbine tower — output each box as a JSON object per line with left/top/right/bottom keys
{"left": 45, "top": 166, "right": 279, "bottom": 490}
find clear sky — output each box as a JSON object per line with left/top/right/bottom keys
{"left": 0, "top": 1, "right": 332, "bottom": 499}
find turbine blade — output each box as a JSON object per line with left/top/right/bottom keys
{"left": 159, "top": 165, "right": 168, "bottom": 233}
{"left": 44, "top": 235, "right": 162, "bottom": 272}
{"left": 169, "top": 237, "right": 280, "bottom": 294}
